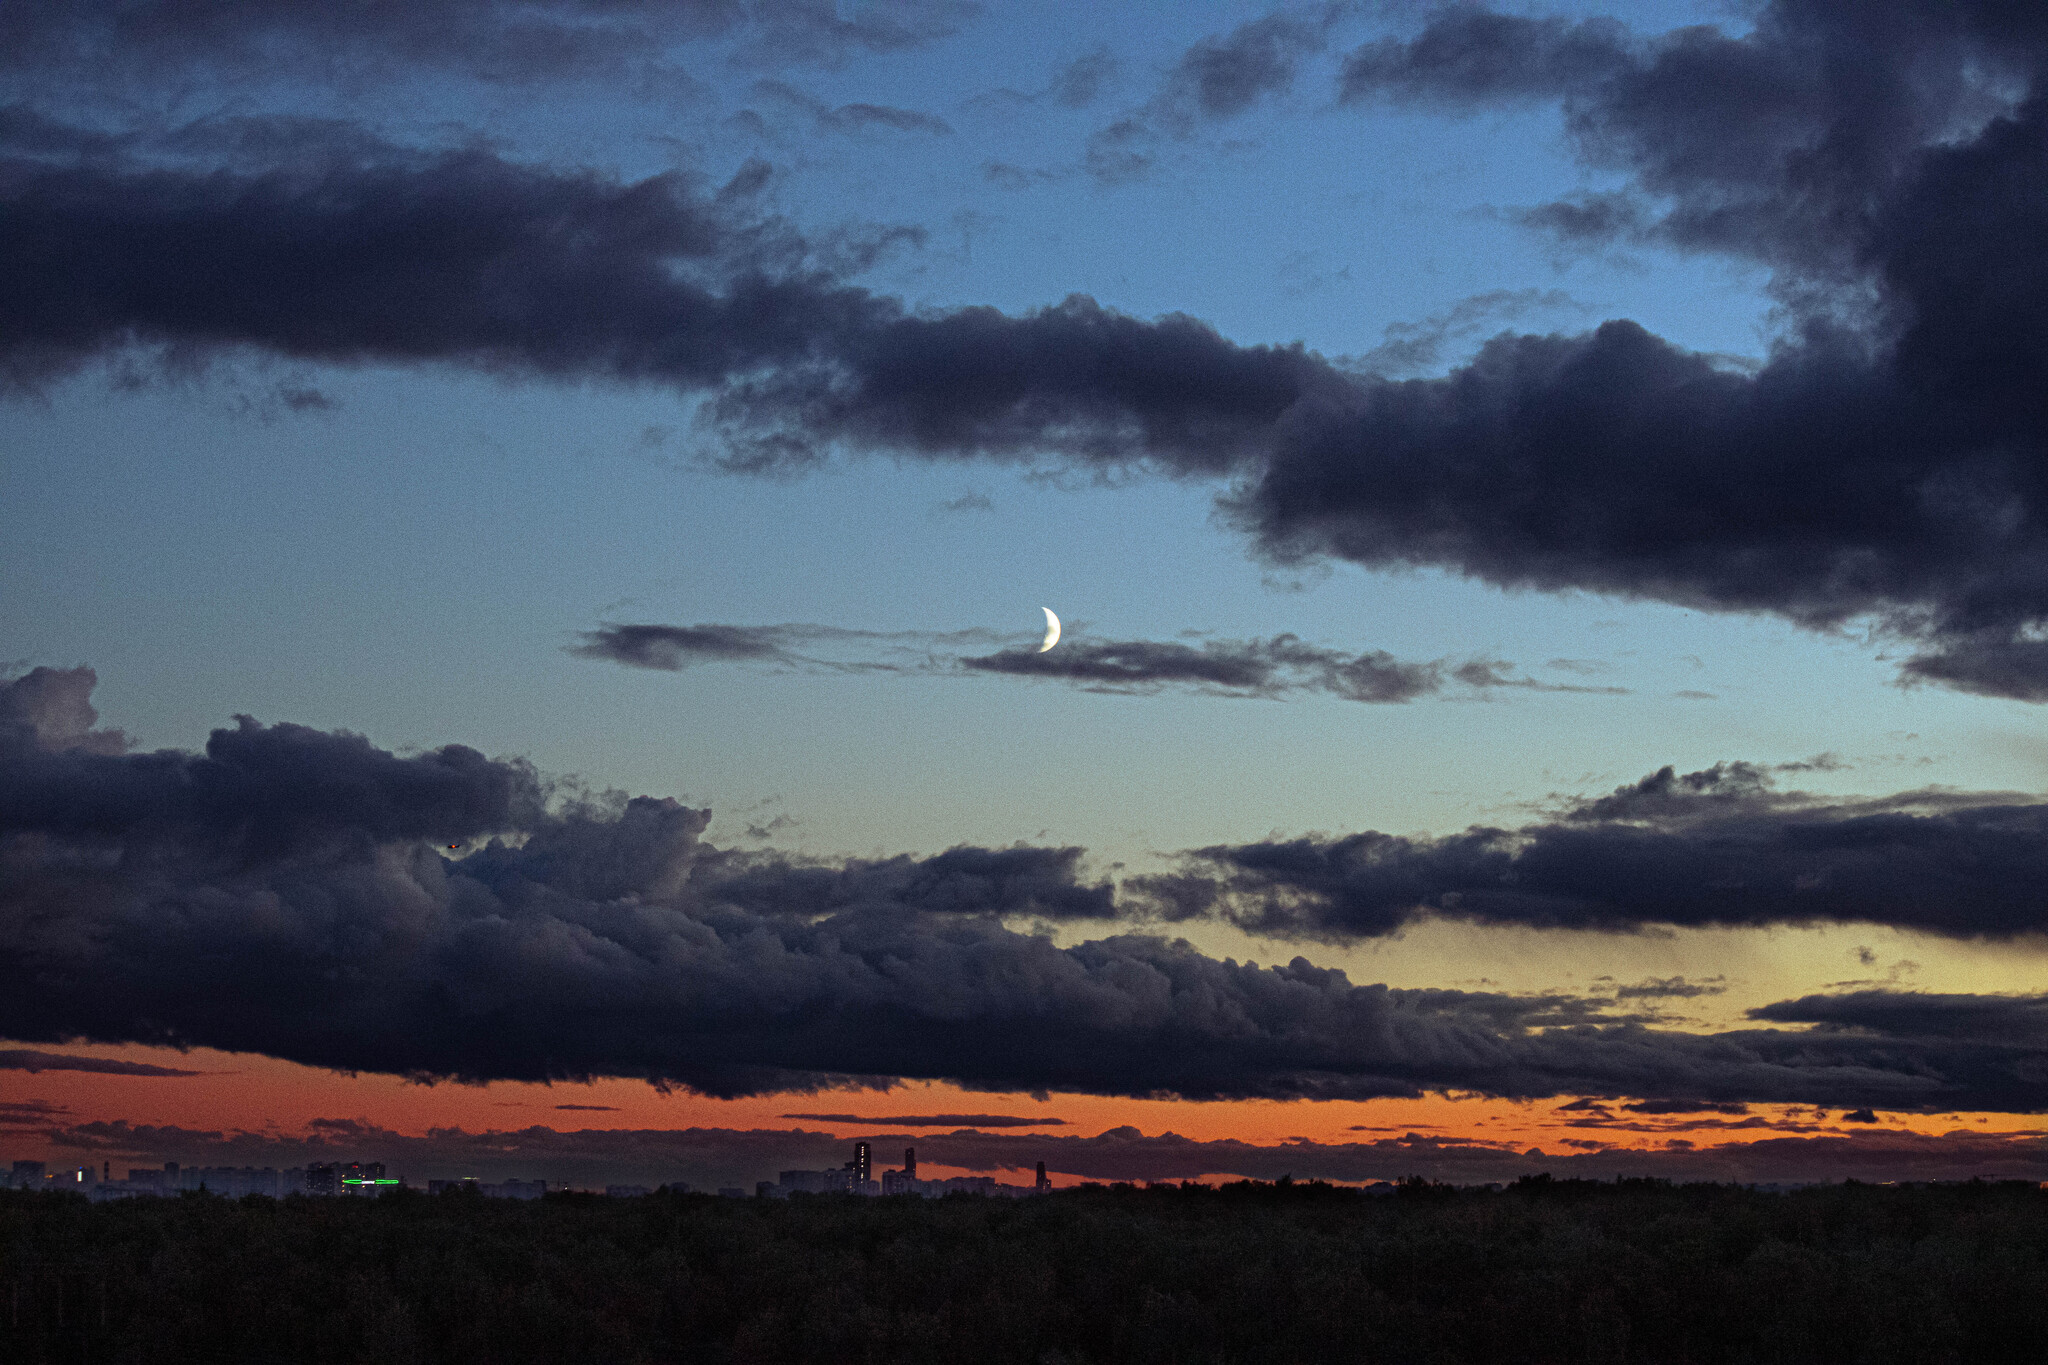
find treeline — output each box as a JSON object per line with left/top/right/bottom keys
{"left": 3, "top": 1176, "right": 2047, "bottom": 1363}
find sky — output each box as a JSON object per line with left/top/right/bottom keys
{"left": 7, "top": 0, "right": 2048, "bottom": 1192}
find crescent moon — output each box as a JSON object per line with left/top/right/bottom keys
{"left": 1039, "top": 607, "right": 1061, "bottom": 652}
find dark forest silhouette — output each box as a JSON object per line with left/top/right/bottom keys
{"left": 5, "top": 1177, "right": 2047, "bottom": 1363}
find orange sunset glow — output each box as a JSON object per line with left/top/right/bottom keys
{"left": 11, "top": 1038, "right": 2046, "bottom": 1194}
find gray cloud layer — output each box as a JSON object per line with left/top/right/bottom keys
{"left": 11, "top": 666, "right": 2048, "bottom": 1112}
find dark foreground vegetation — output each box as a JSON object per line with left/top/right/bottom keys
{"left": 5, "top": 1176, "right": 2047, "bottom": 1364}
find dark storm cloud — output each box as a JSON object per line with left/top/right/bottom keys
{"left": 0, "top": 0, "right": 975, "bottom": 89}
{"left": 780, "top": 1113, "right": 1069, "bottom": 1127}
{"left": 40, "top": 1117, "right": 2048, "bottom": 1189}
{"left": 701, "top": 843, "right": 1118, "bottom": 920}
{"left": 575, "top": 620, "right": 1607, "bottom": 703}
{"left": 1152, "top": 761, "right": 2048, "bottom": 939}
{"left": 0, "top": 666, "right": 540, "bottom": 861}
{"left": 1335, "top": 2, "right": 2043, "bottom": 272}
{"left": 1258, "top": 1, "right": 2048, "bottom": 696}
{"left": 0, "top": 126, "right": 934, "bottom": 396}
{"left": 0, "top": 119, "right": 1312, "bottom": 474}
{"left": 13, "top": 669, "right": 2048, "bottom": 1112}
{"left": 701, "top": 292, "right": 1330, "bottom": 475}
{"left": 1897, "top": 640, "right": 2048, "bottom": 702}
{"left": 1751, "top": 990, "right": 2048, "bottom": 1045}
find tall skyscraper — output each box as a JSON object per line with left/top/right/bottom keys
{"left": 904, "top": 1148, "right": 916, "bottom": 1179}
{"left": 1036, "top": 1162, "right": 1050, "bottom": 1193}
{"left": 853, "top": 1142, "right": 871, "bottom": 1187}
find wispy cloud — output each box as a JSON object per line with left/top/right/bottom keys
{"left": 572, "top": 621, "right": 1626, "bottom": 703}
{"left": 0, "top": 1049, "right": 204, "bottom": 1078}
{"left": 0, "top": 0, "right": 979, "bottom": 94}
{"left": 781, "top": 1113, "right": 1069, "bottom": 1128}
{"left": 751, "top": 79, "right": 955, "bottom": 136}
{"left": 1082, "top": 5, "right": 1351, "bottom": 184}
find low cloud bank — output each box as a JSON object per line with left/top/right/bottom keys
{"left": 10, "top": 667, "right": 2048, "bottom": 1113}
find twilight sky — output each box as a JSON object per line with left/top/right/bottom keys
{"left": 8, "top": 0, "right": 2048, "bottom": 1190}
